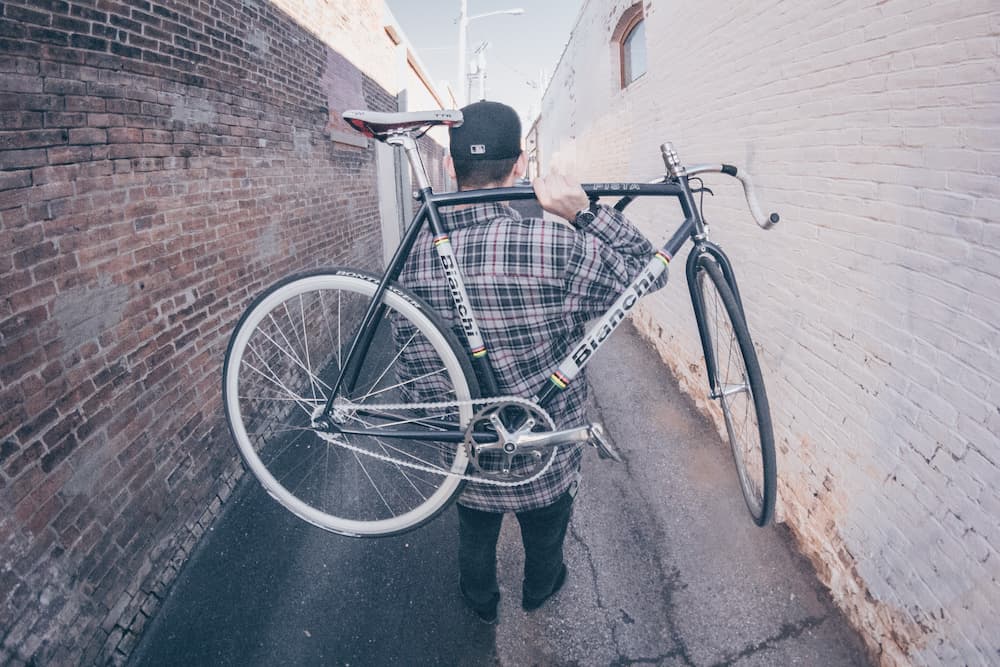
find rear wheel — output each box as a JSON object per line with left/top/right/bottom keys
{"left": 222, "top": 269, "right": 478, "bottom": 537}
{"left": 693, "top": 256, "right": 776, "bottom": 526}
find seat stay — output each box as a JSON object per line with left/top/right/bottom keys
{"left": 343, "top": 109, "right": 463, "bottom": 139}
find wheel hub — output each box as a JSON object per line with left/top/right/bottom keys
{"left": 311, "top": 399, "right": 353, "bottom": 430}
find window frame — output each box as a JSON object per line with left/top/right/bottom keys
{"left": 612, "top": 3, "right": 646, "bottom": 90}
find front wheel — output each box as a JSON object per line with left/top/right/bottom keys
{"left": 692, "top": 255, "right": 776, "bottom": 526}
{"left": 222, "top": 269, "right": 478, "bottom": 537}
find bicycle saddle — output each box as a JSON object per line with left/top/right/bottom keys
{"left": 343, "top": 109, "right": 463, "bottom": 138}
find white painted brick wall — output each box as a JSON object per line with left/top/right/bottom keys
{"left": 536, "top": 1, "right": 1000, "bottom": 665}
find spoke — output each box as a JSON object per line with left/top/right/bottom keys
{"left": 324, "top": 435, "right": 332, "bottom": 507}
{"left": 737, "top": 395, "right": 754, "bottom": 442}
{"left": 343, "top": 409, "right": 456, "bottom": 430}
{"left": 258, "top": 427, "right": 310, "bottom": 468}
{"left": 723, "top": 323, "right": 738, "bottom": 386}
{"left": 242, "top": 348, "right": 315, "bottom": 420}
{"left": 357, "top": 328, "right": 419, "bottom": 399}
{"left": 359, "top": 367, "right": 454, "bottom": 403}
{"left": 287, "top": 444, "right": 327, "bottom": 495}
{"left": 239, "top": 393, "right": 324, "bottom": 405}
{"left": 297, "top": 293, "right": 319, "bottom": 403}
{"left": 713, "top": 290, "right": 725, "bottom": 379}
{"left": 352, "top": 414, "right": 454, "bottom": 470}
{"left": 277, "top": 442, "right": 325, "bottom": 489}
{"left": 254, "top": 324, "right": 333, "bottom": 397}
{"left": 337, "top": 290, "right": 343, "bottom": 370}
{"left": 372, "top": 437, "right": 429, "bottom": 500}
{"left": 243, "top": 424, "right": 317, "bottom": 437}
{"left": 353, "top": 449, "right": 393, "bottom": 517}
{"left": 320, "top": 289, "right": 343, "bottom": 373}
{"left": 271, "top": 306, "right": 307, "bottom": 374}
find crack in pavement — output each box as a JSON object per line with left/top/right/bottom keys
{"left": 567, "top": 520, "right": 624, "bottom": 657}
{"left": 709, "top": 615, "right": 829, "bottom": 666}
{"left": 609, "top": 649, "right": 691, "bottom": 666}
{"left": 584, "top": 389, "right": 697, "bottom": 667}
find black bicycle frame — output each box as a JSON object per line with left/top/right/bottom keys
{"left": 321, "top": 178, "right": 708, "bottom": 435}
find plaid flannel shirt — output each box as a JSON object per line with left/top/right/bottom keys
{"left": 398, "top": 201, "right": 661, "bottom": 512}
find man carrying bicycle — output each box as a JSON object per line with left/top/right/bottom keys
{"left": 399, "top": 101, "right": 664, "bottom": 623}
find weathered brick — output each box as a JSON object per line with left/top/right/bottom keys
{"left": 70, "top": 34, "right": 108, "bottom": 51}
{"left": 0, "top": 170, "right": 33, "bottom": 191}
{"left": 4, "top": 441, "right": 44, "bottom": 478}
{"left": 13, "top": 240, "right": 58, "bottom": 269}
{"left": 2, "top": 0, "right": 440, "bottom": 664}
{"left": 0, "top": 111, "right": 44, "bottom": 129}
{"left": 0, "top": 128, "right": 67, "bottom": 150}
{"left": 15, "top": 406, "right": 59, "bottom": 443}
{"left": 67, "top": 127, "right": 107, "bottom": 144}
{"left": 108, "top": 127, "right": 142, "bottom": 145}
{"left": 0, "top": 439, "right": 20, "bottom": 465}
{"left": 46, "top": 144, "right": 93, "bottom": 164}
{"left": 0, "top": 148, "right": 48, "bottom": 170}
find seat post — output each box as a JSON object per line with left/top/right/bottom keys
{"left": 387, "top": 133, "right": 431, "bottom": 192}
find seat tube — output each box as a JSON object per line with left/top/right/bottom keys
{"left": 421, "top": 195, "right": 500, "bottom": 397}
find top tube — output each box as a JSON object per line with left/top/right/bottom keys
{"left": 425, "top": 182, "right": 684, "bottom": 206}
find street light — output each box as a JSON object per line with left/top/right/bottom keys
{"left": 456, "top": 1, "right": 524, "bottom": 106}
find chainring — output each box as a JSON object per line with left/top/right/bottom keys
{"left": 462, "top": 400, "right": 557, "bottom": 482}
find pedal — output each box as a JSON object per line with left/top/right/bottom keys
{"left": 588, "top": 423, "right": 622, "bottom": 463}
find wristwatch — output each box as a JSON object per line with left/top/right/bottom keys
{"left": 573, "top": 203, "right": 598, "bottom": 228}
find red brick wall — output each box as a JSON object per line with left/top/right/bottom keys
{"left": 0, "top": 1, "right": 407, "bottom": 663}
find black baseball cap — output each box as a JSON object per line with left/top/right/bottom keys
{"left": 449, "top": 101, "right": 522, "bottom": 162}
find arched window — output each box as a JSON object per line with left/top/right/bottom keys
{"left": 613, "top": 3, "right": 646, "bottom": 89}
{"left": 622, "top": 18, "right": 646, "bottom": 86}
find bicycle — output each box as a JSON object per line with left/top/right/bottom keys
{"left": 222, "top": 108, "right": 779, "bottom": 537}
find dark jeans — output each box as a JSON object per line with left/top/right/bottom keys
{"left": 457, "top": 486, "right": 575, "bottom": 608}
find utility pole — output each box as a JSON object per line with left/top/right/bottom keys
{"left": 473, "top": 41, "right": 489, "bottom": 101}
{"left": 455, "top": 2, "right": 524, "bottom": 107}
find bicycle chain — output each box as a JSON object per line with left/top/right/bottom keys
{"left": 313, "top": 395, "right": 558, "bottom": 487}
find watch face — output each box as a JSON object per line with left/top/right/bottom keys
{"left": 576, "top": 210, "right": 596, "bottom": 225}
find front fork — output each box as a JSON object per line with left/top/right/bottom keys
{"left": 686, "top": 241, "right": 742, "bottom": 397}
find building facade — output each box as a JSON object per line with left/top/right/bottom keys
{"left": 0, "top": 0, "right": 446, "bottom": 662}
{"left": 534, "top": 1, "right": 999, "bottom": 665}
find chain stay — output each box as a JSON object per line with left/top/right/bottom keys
{"left": 314, "top": 395, "right": 557, "bottom": 487}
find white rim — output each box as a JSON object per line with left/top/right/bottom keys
{"left": 224, "top": 273, "right": 471, "bottom": 536}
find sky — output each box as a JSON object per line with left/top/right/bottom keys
{"left": 385, "top": 0, "right": 583, "bottom": 125}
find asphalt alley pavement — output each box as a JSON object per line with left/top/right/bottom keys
{"left": 130, "top": 322, "right": 871, "bottom": 666}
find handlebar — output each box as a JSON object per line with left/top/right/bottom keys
{"left": 685, "top": 163, "right": 780, "bottom": 230}
{"left": 660, "top": 142, "right": 778, "bottom": 229}
{"left": 443, "top": 157, "right": 779, "bottom": 231}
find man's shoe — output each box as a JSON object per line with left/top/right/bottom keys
{"left": 460, "top": 583, "right": 499, "bottom": 624}
{"left": 522, "top": 564, "right": 567, "bottom": 611}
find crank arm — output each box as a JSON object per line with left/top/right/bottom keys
{"left": 513, "top": 423, "right": 622, "bottom": 463}
{"left": 513, "top": 425, "right": 593, "bottom": 451}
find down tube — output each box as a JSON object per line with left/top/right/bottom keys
{"left": 535, "top": 250, "right": 672, "bottom": 408}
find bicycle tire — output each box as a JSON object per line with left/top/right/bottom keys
{"left": 692, "top": 255, "right": 776, "bottom": 526}
{"left": 222, "top": 268, "right": 479, "bottom": 537}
